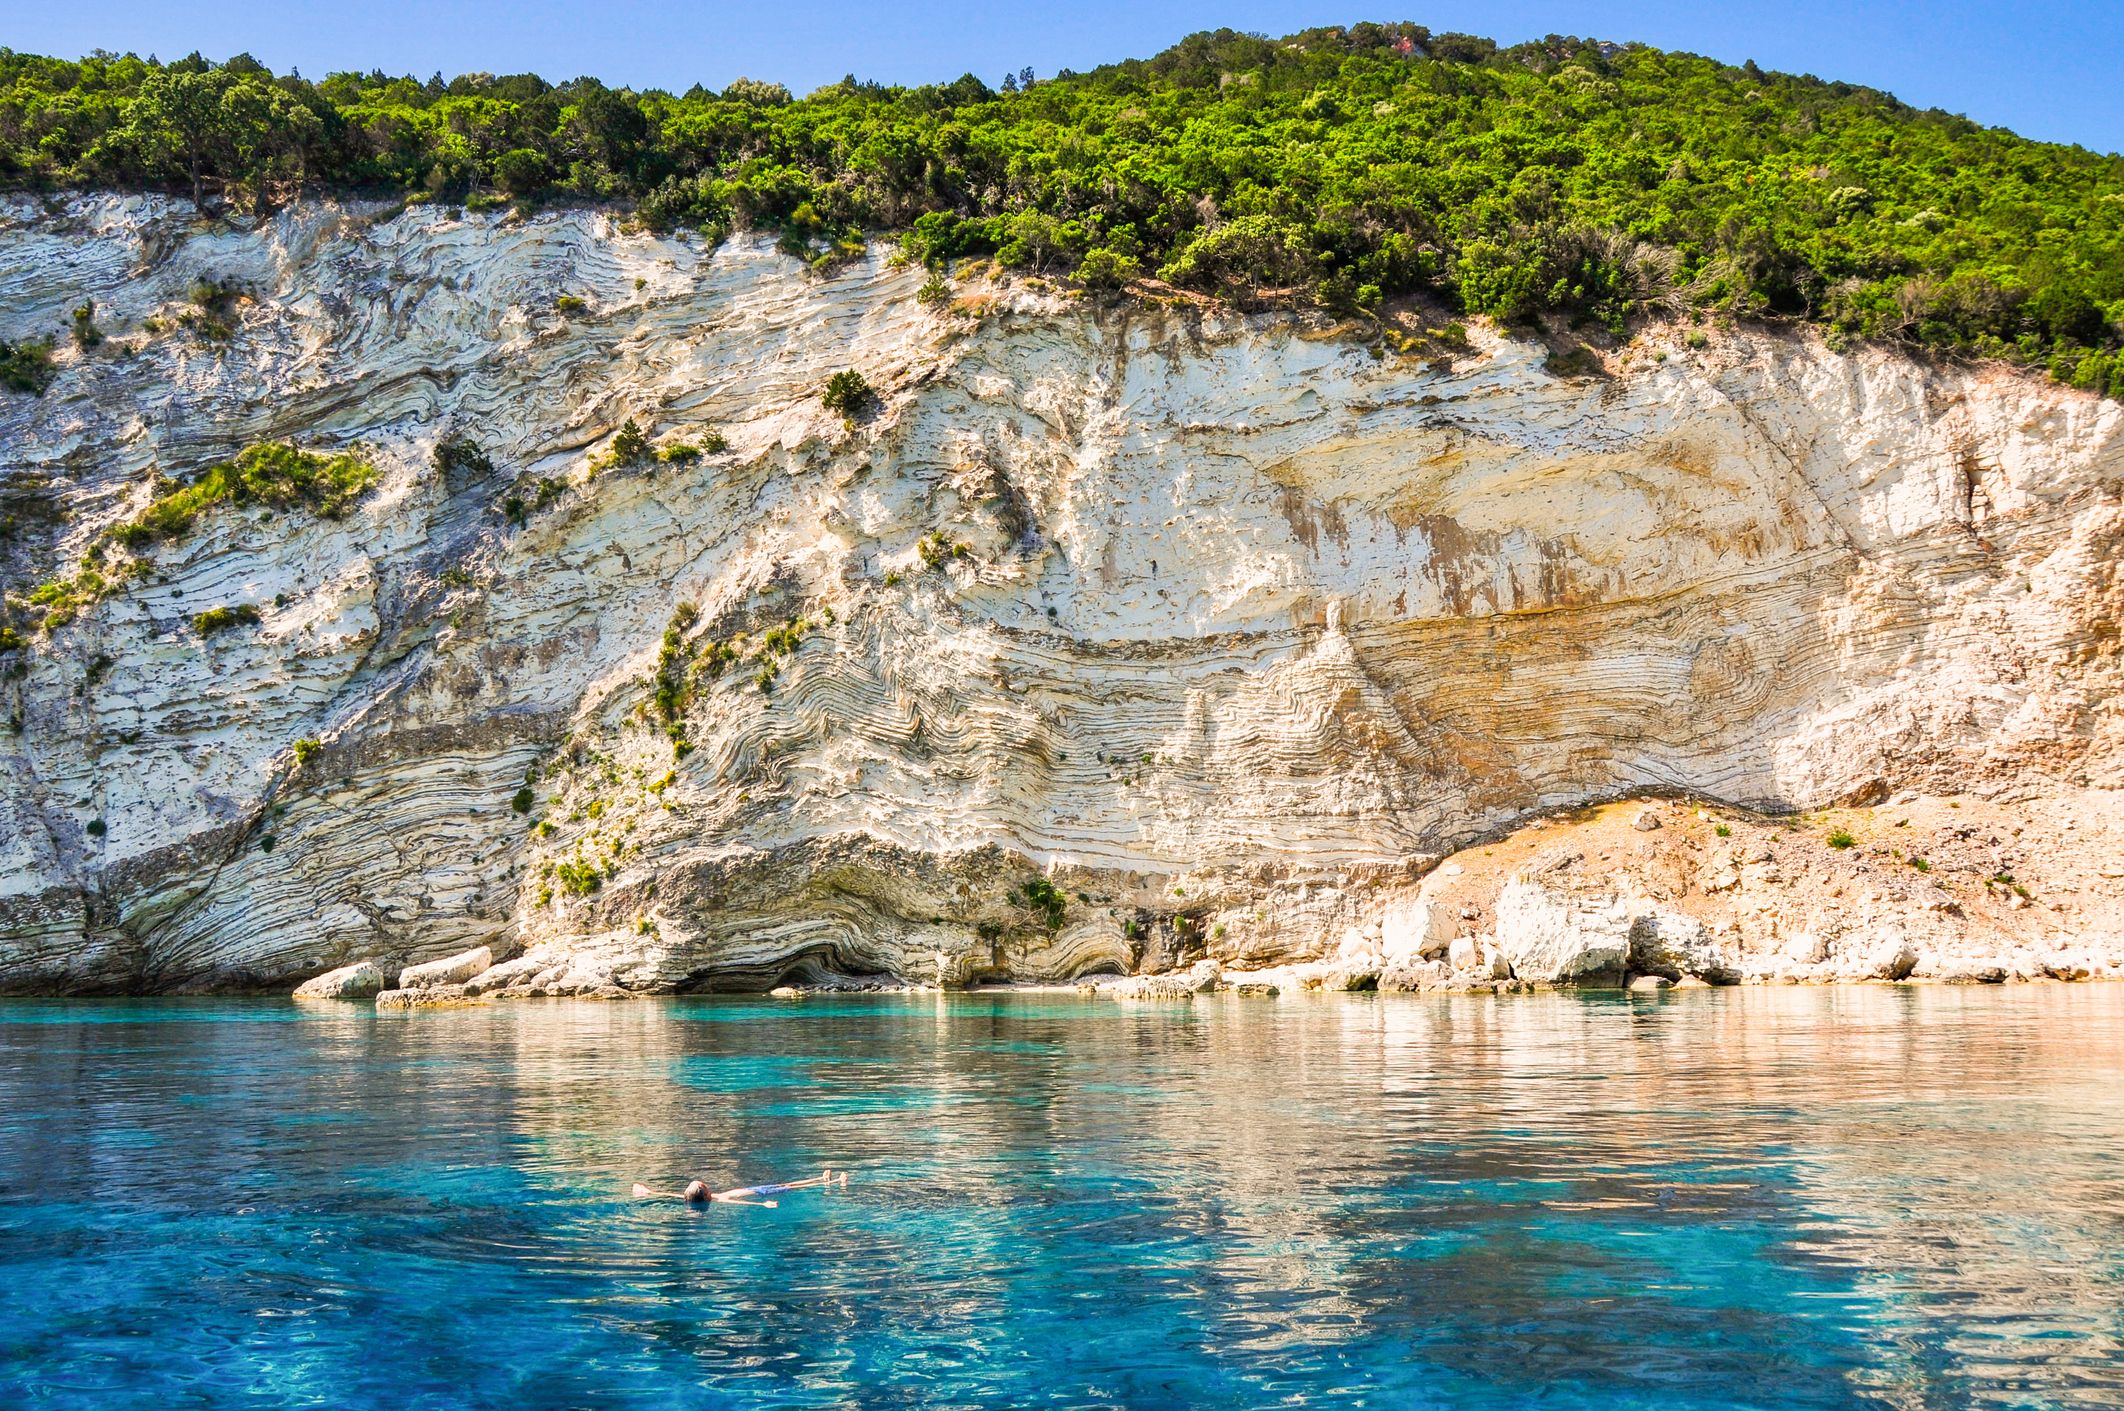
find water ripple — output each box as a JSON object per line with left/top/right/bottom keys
{"left": 2, "top": 987, "right": 2123, "bottom": 1408}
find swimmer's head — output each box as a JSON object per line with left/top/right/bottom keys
{"left": 684, "top": 1180, "right": 709, "bottom": 1202}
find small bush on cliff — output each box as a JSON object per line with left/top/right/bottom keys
{"left": 1017, "top": 876, "right": 1067, "bottom": 932}
{"left": 0, "top": 338, "right": 55, "bottom": 395}
{"left": 291, "top": 737, "right": 322, "bottom": 766}
{"left": 1827, "top": 830, "right": 1856, "bottom": 849}
{"left": 71, "top": 300, "right": 101, "bottom": 349}
{"left": 433, "top": 435, "right": 494, "bottom": 480}
{"left": 22, "top": 567, "right": 111, "bottom": 630}
{"left": 555, "top": 855, "right": 603, "bottom": 896}
{"left": 652, "top": 602, "right": 700, "bottom": 742}
{"left": 821, "top": 370, "right": 875, "bottom": 422}
{"left": 917, "top": 531, "right": 971, "bottom": 570}
{"left": 609, "top": 419, "right": 651, "bottom": 465}
{"left": 511, "top": 785, "right": 535, "bottom": 814}
{"left": 192, "top": 602, "right": 261, "bottom": 635}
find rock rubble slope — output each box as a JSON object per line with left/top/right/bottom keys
{"left": 2, "top": 194, "right": 2121, "bottom": 993}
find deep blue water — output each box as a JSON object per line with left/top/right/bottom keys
{"left": 3, "top": 987, "right": 2123, "bottom": 1409}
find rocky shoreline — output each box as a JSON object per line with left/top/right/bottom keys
{"left": 289, "top": 788, "right": 2124, "bottom": 1007}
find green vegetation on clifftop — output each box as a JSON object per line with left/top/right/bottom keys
{"left": 1, "top": 24, "right": 2120, "bottom": 389}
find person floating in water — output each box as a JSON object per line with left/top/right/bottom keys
{"left": 632, "top": 1167, "right": 848, "bottom": 1207}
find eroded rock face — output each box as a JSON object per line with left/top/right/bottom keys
{"left": 4, "top": 194, "right": 2123, "bottom": 993}
{"left": 1630, "top": 912, "right": 1739, "bottom": 985}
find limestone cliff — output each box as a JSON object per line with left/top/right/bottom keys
{"left": 3, "top": 194, "right": 2122, "bottom": 994}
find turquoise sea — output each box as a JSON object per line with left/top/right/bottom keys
{"left": 3, "top": 986, "right": 2122, "bottom": 1409}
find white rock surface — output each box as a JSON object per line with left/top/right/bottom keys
{"left": 1493, "top": 881, "right": 1631, "bottom": 986}
{"left": 292, "top": 959, "right": 385, "bottom": 999}
{"left": 397, "top": 945, "right": 492, "bottom": 990}
{"left": 2, "top": 194, "right": 2121, "bottom": 994}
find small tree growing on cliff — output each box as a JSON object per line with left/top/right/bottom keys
{"left": 821, "top": 370, "right": 875, "bottom": 424}
{"left": 610, "top": 419, "right": 651, "bottom": 466}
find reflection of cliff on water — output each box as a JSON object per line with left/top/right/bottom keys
{"left": 3, "top": 987, "right": 2121, "bottom": 1407}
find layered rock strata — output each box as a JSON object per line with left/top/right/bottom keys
{"left": 2, "top": 194, "right": 2121, "bottom": 993}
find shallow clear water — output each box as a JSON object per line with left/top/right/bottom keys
{"left": 4, "top": 987, "right": 2123, "bottom": 1409}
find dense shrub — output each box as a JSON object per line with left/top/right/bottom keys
{"left": 1018, "top": 876, "right": 1067, "bottom": 931}
{"left": 555, "top": 855, "right": 603, "bottom": 896}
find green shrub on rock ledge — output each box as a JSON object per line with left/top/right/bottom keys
{"left": 821, "top": 370, "right": 875, "bottom": 422}
{"left": 0, "top": 338, "right": 56, "bottom": 395}
{"left": 1018, "top": 876, "right": 1068, "bottom": 932}
{"left": 13, "top": 442, "right": 379, "bottom": 637}
{"left": 113, "top": 443, "right": 377, "bottom": 549}
{"left": 192, "top": 602, "right": 261, "bottom": 636}
{"left": 555, "top": 855, "right": 603, "bottom": 896}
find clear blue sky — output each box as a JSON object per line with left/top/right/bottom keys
{"left": 12, "top": 1, "right": 2122, "bottom": 154}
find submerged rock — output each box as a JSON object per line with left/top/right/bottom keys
{"left": 1092, "top": 961, "right": 1221, "bottom": 1000}
{"left": 375, "top": 982, "right": 474, "bottom": 1009}
{"left": 292, "top": 959, "right": 385, "bottom": 1000}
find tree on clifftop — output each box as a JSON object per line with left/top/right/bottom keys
{"left": 93, "top": 65, "right": 322, "bottom": 206}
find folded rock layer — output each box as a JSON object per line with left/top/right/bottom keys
{"left": 2, "top": 195, "right": 2120, "bottom": 992}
